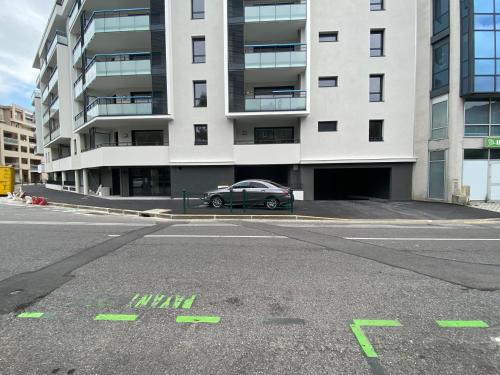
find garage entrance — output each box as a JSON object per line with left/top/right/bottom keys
{"left": 314, "top": 168, "right": 391, "bottom": 200}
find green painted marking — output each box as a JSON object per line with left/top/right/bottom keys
{"left": 17, "top": 312, "right": 44, "bottom": 319}
{"left": 176, "top": 316, "right": 221, "bottom": 324}
{"left": 94, "top": 314, "right": 138, "bottom": 321}
{"left": 350, "top": 320, "right": 402, "bottom": 358}
{"left": 159, "top": 296, "right": 172, "bottom": 309}
{"left": 135, "top": 294, "right": 152, "bottom": 308}
{"left": 128, "top": 293, "right": 140, "bottom": 307}
{"left": 182, "top": 295, "right": 197, "bottom": 310}
{"left": 173, "top": 295, "right": 185, "bottom": 309}
{"left": 150, "top": 294, "right": 165, "bottom": 308}
{"left": 437, "top": 320, "right": 489, "bottom": 328}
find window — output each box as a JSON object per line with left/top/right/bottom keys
{"left": 250, "top": 181, "right": 267, "bottom": 189}
{"left": 318, "top": 76, "right": 338, "bottom": 88}
{"left": 194, "top": 125, "right": 208, "bottom": 145}
{"left": 192, "top": 37, "right": 206, "bottom": 63}
{"left": 369, "top": 120, "right": 384, "bottom": 141}
{"left": 370, "top": 0, "right": 384, "bottom": 11}
{"left": 432, "top": 39, "right": 449, "bottom": 90}
{"left": 192, "top": 0, "right": 204, "bottom": 19}
{"left": 73, "top": 139, "right": 77, "bottom": 155}
{"left": 369, "top": 75, "right": 384, "bottom": 102}
{"left": 429, "top": 150, "right": 446, "bottom": 199}
{"left": 132, "top": 130, "right": 164, "bottom": 146}
{"left": 464, "top": 99, "right": 500, "bottom": 136}
{"left": 431, "top": 100, "right": 448, "bottom": 139}
{"left": 319, "top": 32, "right": 338, "bottom": 42}
{"left": 193, "top": 81, "right": 207, "bottom": 107}
{"left": 370, "top": 30, "right": 384, "bottom": 57}
{"left": 318, "top": 121, "right": 338, "bottom": 132}
{"left": 464, "top": 149, "right": 488, "bottom": 159}
{"left": 433, "top": 0, "right": 450, "bottom": 34}
{"left": 254, "top": 127, "right": 295, "bottom": 144}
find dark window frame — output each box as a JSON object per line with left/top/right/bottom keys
{"left": 193, "top": 80, "right": 207, "bottom": 107}
{"left": 318, "top": 121, "right": 338, "bottom": 132}
{"left": 370, "top": 29, "right": 385, "bottom": 57}
{"left": 319, "top": 31, "right": 338, "bottom": 42}
{"left": 192, "top": 36, "right": 206, "bottom": 64}
{"left": 191, "top": 0, "right": 205, "bottom": 19}
{"left": 369, "top": 120, "right": 384, "bottom": 142}
{"left": 432, "top": 38, "right": 450, "bottom": 91}
{"left": 370, "top": 0, "right": 384, "bottom": 11}
{"left": 254, "top": 127, "right": 295, "bottom": 144}
{"left": 318, "top": 76, "right": 338, "bottom": 88}
{"left": 369, "top": 74, "right": 384, "bottom": 102}
{"left": 194, "top": 124, "right": 208, "bottom": 145}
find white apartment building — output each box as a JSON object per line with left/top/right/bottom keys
{"left": 34, "top": 0, "right": 420, "bottom": 200}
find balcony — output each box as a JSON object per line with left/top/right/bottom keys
{"left": 245, "top": 43, "right": 306, "bottom": 69}
{"left": 42, "top": 86, "right": 49, "bottom": 102}
{"left": 87, "top": 96, "right": 153, "bottom": 120}
{"left": 46, "top": 31, "right": 68, "bottom": 62}
{"left": 74, "top": 111, "right": 84, "bottom": 130}
{"left": 48, "top": 68, "right": 58, "bottom": 93}
{"left": 245, "top": 90, "right": 306, "bottom": 112}
{"left": 49, "top": 97, "right": 60, "bottom": 119}
{"left": 83, "top": 8, "right": 150, "bottom": 49}
{"left": 44, "top": 127, "right": 61, "bottom": 146}
{"left": 3, "top": 137, "right": 19, "bottom": 145}
{"left": 43, "top": 109, "right": 50, "bottom": 125}
{"left": 245, "top": 1, "right": 306, "bottom": 23}
{"left": 84, "top": 53, "right": 152, "bottom": 89}
{"left": 72, "top": 38, "right": 82, "bottom": 65}
{"left": 74, "top": 74, "right": 83, "bottom": 98}
{"left": 68, "top": 0, "right": 80, "bottom": 30}
{"left": 234, "top": 142, "right": 301, "bottom": 165}
{"left": 80, "top": 145, "right": 170, "bottom": 169}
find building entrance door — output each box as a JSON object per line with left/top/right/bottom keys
{"left": 489, "top": 161, "right": 500, "bottom": 201}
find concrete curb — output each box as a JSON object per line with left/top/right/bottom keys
{"left": 43, "top": 201, "right": 500, "bottom": 224}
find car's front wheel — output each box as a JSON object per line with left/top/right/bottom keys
{"left": 265, "top": 197, "right": 279, "bottom": 210}
{"left": 210, "top": 195, "right": 224, "bottom": 208}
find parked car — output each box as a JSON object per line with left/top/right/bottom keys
{"left": 203, "top": 180, "right": 293, "bottom": 210}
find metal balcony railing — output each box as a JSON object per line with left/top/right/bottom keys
{"left": 245, "top": 90, "right": 307, "bottom": 111}
{"left": 3, "top": 137, "right": 19, "bottom": 145}
{"left": 245, "top": 43, "right": 306, "bottom": 69}
{"left": 234, "top": 138, "right": 300, "bottom": 145}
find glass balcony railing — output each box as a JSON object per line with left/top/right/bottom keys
{"left": 42, "top": 86, "right": 49, "bottom": 102}
{"left": 72, "top": 38, "right": 82, "bottom": 65}
{"left": 84, "top": 8, "right": 150, "bottom": 48}
{"left": 48, "top": 69, "right": 58, "bottom": 92}
{"left": 74, "top": 74, "right": 83, "bottom": 98}
{"left": 46, "top": 31, "right": 68, "bottom": 61}
{"left": 50, "top": 97, "right": 60, "bottom": 115}
{"left": 85, "top": 53, "right": 152, "bottom": 85}
{"left": 245, "top": 2, "right": 306, "bottom": 23}
{"left": 74, "top": 110, "right": 85, "bottom": 130}
{"left": 86, "top": 96, "right": 153, "bottom": 120}
{"left": 245, "top": 43, "right": 306, "bottom": 69}
{"left": 43, "top": 109, "right": 50, "bottom": 125}
{"left": 245, "top": 90, "right": 306, "bottom": 112}
{"left": 68, "top": 0, "right": 80, "bottom": 29}
{"left": 4, "top": 137, "right": 19, "bottom": 145}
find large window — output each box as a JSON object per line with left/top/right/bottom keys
{"left": 370, "top": 30, "right": 384, "bottom": 57}
{"left": 431, "top": 100, "right": 448, "bottom": 140}
{"left": 192, "top": 0, "right": 204, "bottom": 19}
{"left": 464, "top": 99, "right": 500, "bottom": 136}
{"left": 432, "top": 39, "right": 450, "bottom": 90}
{"left": 369, "top": 75, "right": 384, "bottom": 102}
{"left": 429, "top": 150, "right": 446, "bottom": 199}
{"left": 194, "top": 124, "right": 208, "bottom": 145}
{"left": 193, "top": 81, "right": 207, "bottom": 107}
{"left": 132, "top": 130, "right": 164, "bottom": 146}
{"left": 192, "top": 37, "right": 206, "bottom": 63}
{"left": 254, "top": 127, "right": 295, "bottom": 144}
{"left": 472, "top": 0, "right": 500, "bottom": 92}
{"left": 433, "top": 0, "right": 450, "bottom": 34}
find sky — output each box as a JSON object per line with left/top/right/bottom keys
{"left": 0, "top": 0, "right": 53, "bottom": 109}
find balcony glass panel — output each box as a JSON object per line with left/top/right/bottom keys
{"left": 74, "top": 111, "right": 85, "bottom": 130}
{"left": 245, "top": 50, "right": 306, "bottom": 69}
{"left": 68, "top": 2, "right": 79, "bottom": 28}
{"left": 48, "top": 69, "right": 58, "bottom": 92}
{"left": 245, "top": 92, "right": 306, "bottom": 112}
{"left": 72, "top": 42, "right": 82, "bottom": 65}
{"left": 4, "top": 137, "right": 19, "bottom": 145}
{"left": 245, "top": 3, "right": 306, "bottom": 23}
{"left": 42, "top": 87, "right": 49, "bottom": 102}
{"left": 87, "top": 96, "right": 153, "bottom": 120}
{"left": 74, "top": 75, "right": 83, "bottom": 97}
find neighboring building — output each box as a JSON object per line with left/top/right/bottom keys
{"left": 0, "top": 104, "right": 43, "bottom": 184}
{"left": 34, "top": 0, "right": 493, "bottom": 202}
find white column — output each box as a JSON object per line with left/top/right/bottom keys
{"left": 83, "top": 169, "right": 89, "bottom": 195}
{"left": 75, "top": 170, "right": 81, "bottom": 194}
{"left": 61, "top": 171, "right": 67, "bottom": 187}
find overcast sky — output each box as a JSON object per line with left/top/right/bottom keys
{"left": 0, "top": 0, "right": 53, "bottom": 109}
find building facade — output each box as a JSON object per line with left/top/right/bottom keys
{"left": 0, "top": 104, "right": 43, "bottom": 184}
{"left": 33, "top": 0, "right": 446, "bottom": 201}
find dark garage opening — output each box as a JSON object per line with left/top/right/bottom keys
{"left": 314, "top": 168, "right": 391, "bottom": 200}
{"left": 235, "top": 165, "right": 289, "bottom": 186}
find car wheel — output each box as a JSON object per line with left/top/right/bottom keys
{"left": 210, "top": 195, "right": 224, "bottom": 208}
{"left": 265, "top": 197, "right": 279, "bottom": 210}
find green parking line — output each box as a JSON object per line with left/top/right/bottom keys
{"left": 437, "top": 320, "right": 489, "bottom": 328}
{"left": 94, "top": 314, "right": 138, "bottom": 321}
{"left": 351, "top": 320, "right": 402, "bottom": 358}
{"left": 17, "top": 312, "right": 44, "bottom": 319}
{"left": 176, "top": 316, "right": 220, "bottom": 324}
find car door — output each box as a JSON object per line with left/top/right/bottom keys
{"left": 248, "top": 181, "right": 269, "bottom": 205}
{"left": 230, "top": 181, "right": 251, "bottom": 204}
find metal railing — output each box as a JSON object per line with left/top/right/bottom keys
{"left": 234, "top": 138, "right": 300, "bottom": 145}
{"left": 245, "top": 43, "right": 306, "bottom": 69}
{"left": 245, "top": 90, "right": 307, "bottom": 111}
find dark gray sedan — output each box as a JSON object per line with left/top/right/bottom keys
{"left": 203, "top": 180, "right": 293, "bottom": 210}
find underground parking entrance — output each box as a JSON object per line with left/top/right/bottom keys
{"left": 309, "top": 163, "right": 413, "bottom": 201}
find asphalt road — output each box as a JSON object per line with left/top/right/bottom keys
{"left": 0, "top": 200, "right": 499, "bottom": 374}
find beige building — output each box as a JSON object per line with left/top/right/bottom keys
{"left": 0, "top": 104, "right": 43, "bottom": 184}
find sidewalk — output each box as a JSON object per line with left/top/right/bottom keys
{"left": 16, "top": 185, "right": 500, "bottom": 220}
